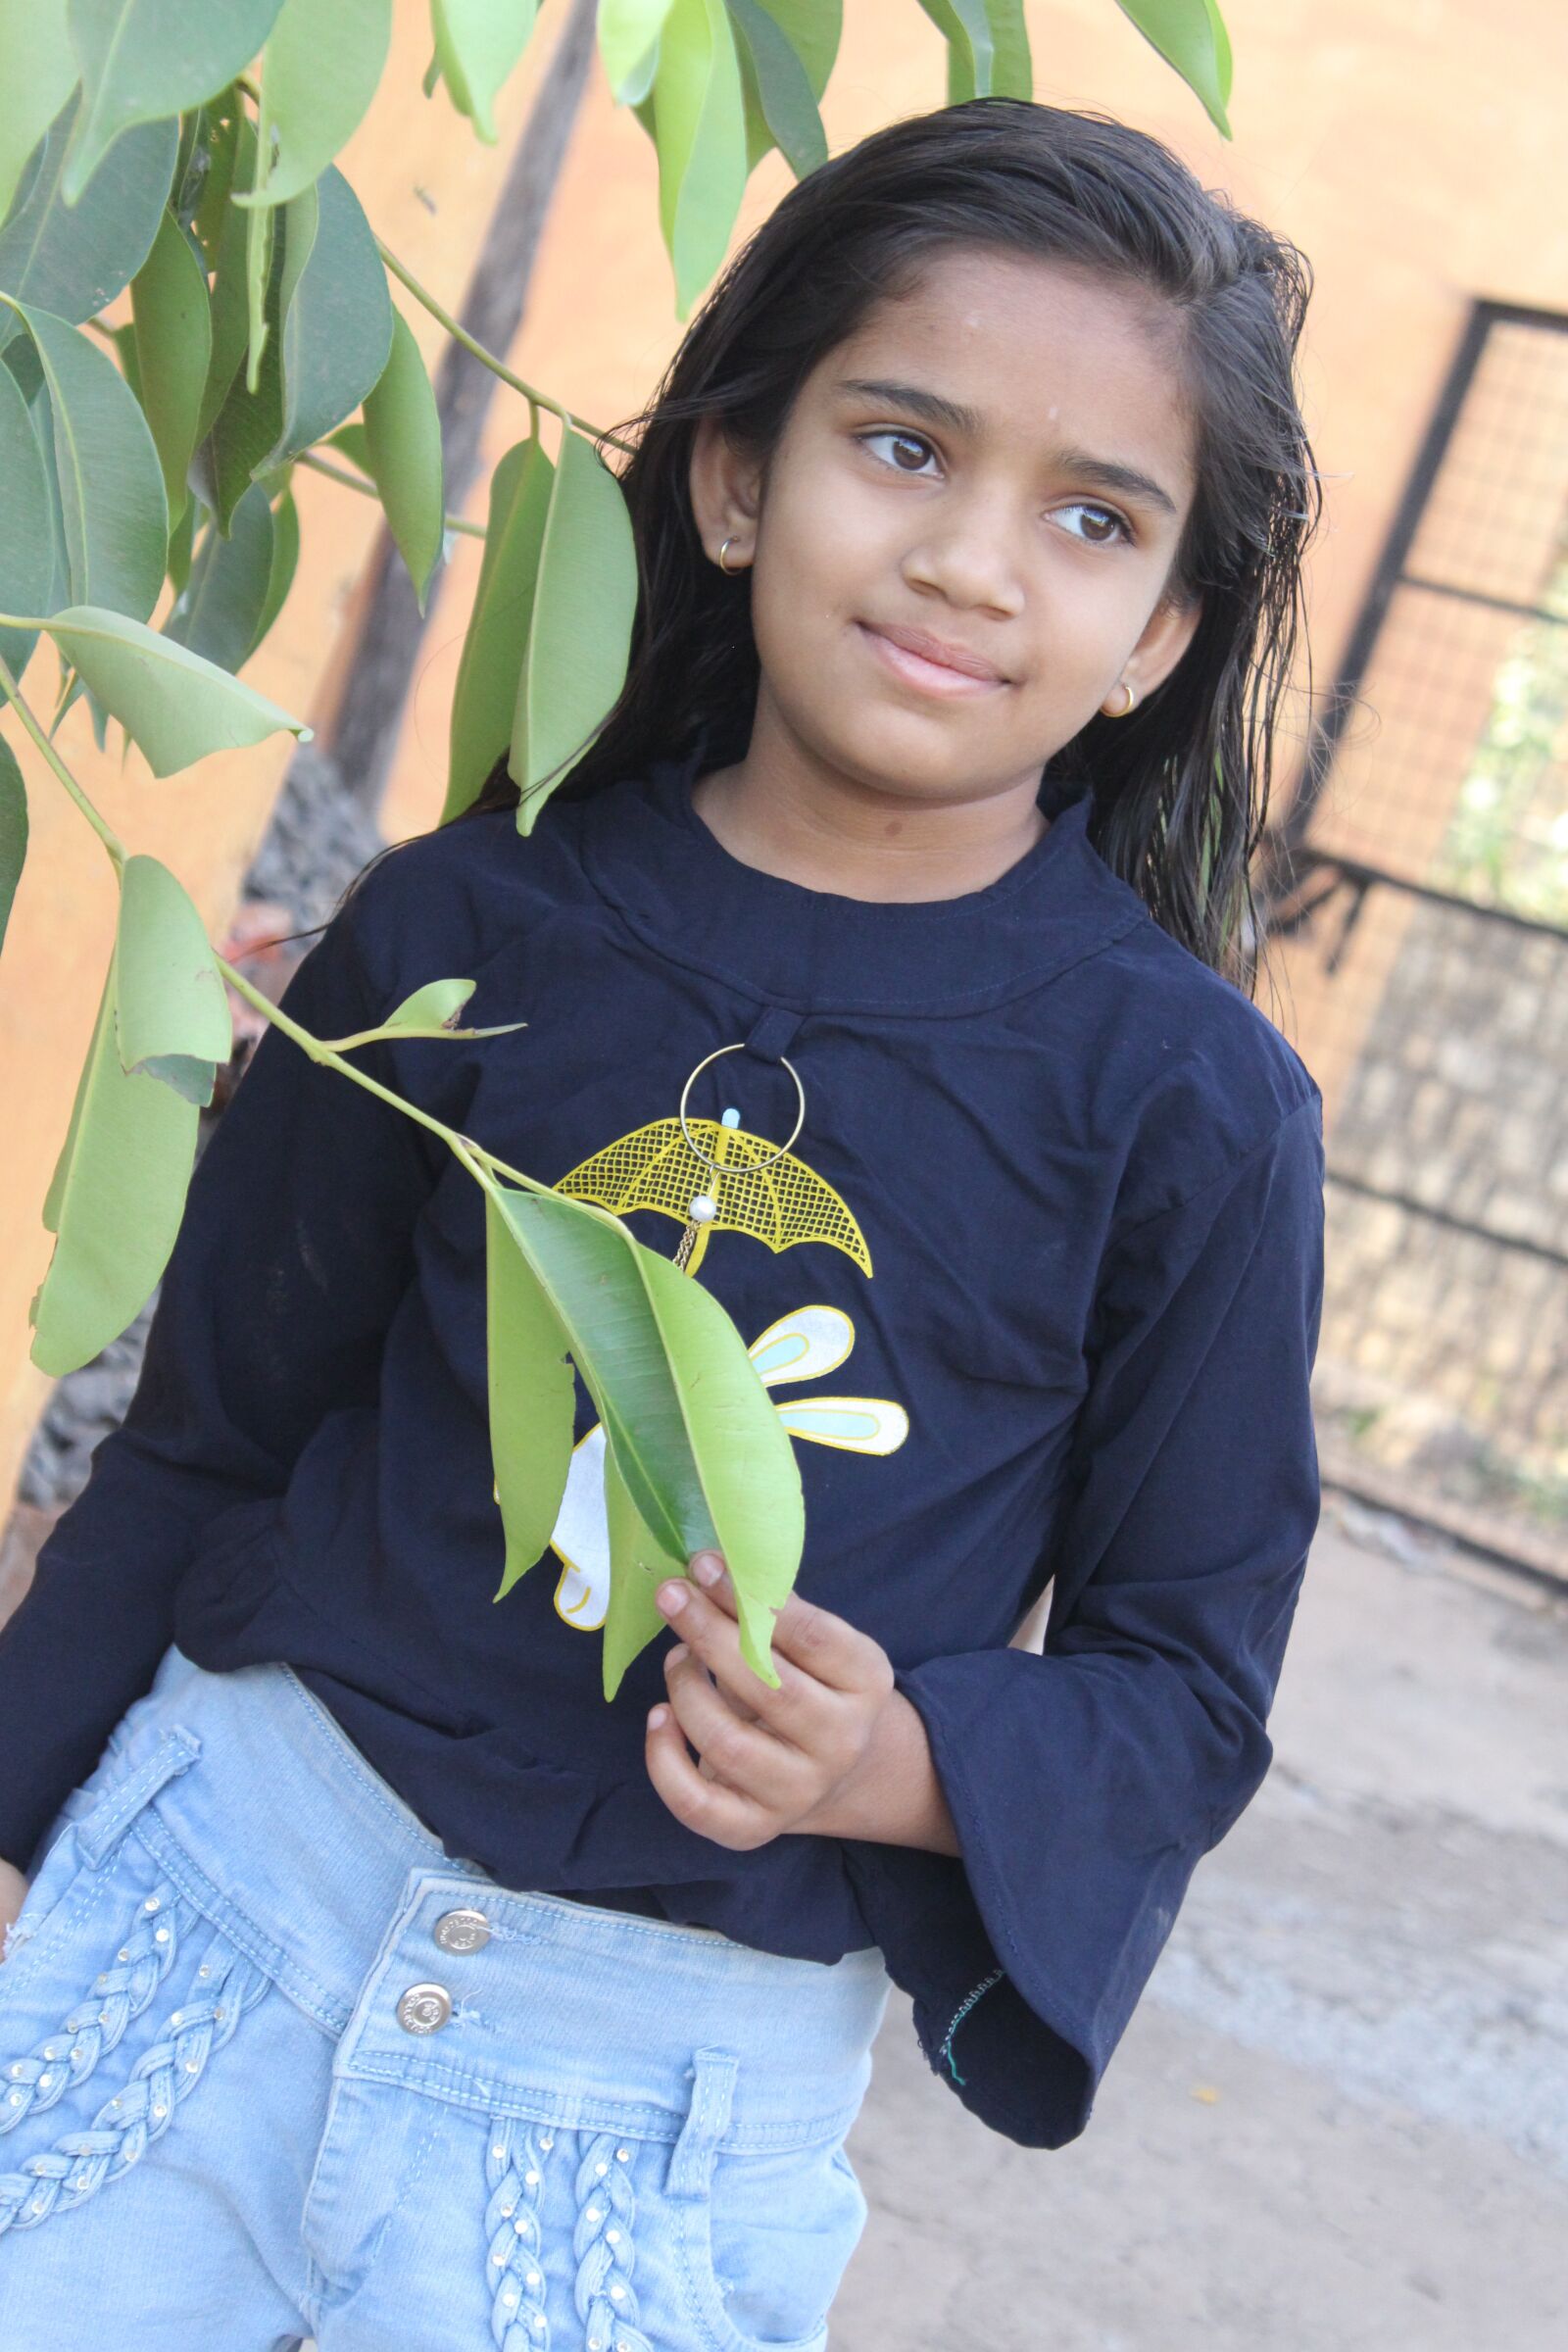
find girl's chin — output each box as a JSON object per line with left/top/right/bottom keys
{"left": 811, "top": 731, "right": 1008, "bottom": 803}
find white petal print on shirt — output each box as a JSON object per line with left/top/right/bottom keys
{"left": 551, "top": 1304, "right": 909, "bottom": 1632}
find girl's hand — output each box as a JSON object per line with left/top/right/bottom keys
{"left": 645, "top": 1551, "right": 958, "bottom": 1857}
{"left": 0, "top": 1856, "right": 28, "bottom": 1965}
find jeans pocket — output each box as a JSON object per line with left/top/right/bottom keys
{"left": 681, "top": 2137, "right": 866, "bottom": 2352}
{"left": 668, "top": 2052, "right": 869, "bottom": 2352}
{"left": 0, "top": 1723, "right": 272, "bottom": 2234}
{"left": 1, "top": 1726, "right": 202, "bottom": 1985}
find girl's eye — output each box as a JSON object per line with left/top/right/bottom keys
{"left": 859, "top": 428, "right": 940, "bottom": 476}
{"left": 1054, "top": 501, "right": 1131, "bottom": 547}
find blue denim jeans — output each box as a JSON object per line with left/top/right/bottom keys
{"left": 0, "top": 1642, "right": 891, "bottom": 2349}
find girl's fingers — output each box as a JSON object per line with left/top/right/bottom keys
{"left": 661, "top": 1644, "right": 802, "bottom": 1805}
{"left": 767, "top": 1588, "right": 891, "bottom": 1692}
{"left": 660, "top": 1578, "right": 821, "bottom": 1737}
{"left": 685, "top": 1552, "right": 888, "bottom": 1696}
{"left": 644, "top": 1698, "right": 772, "bottom": 1850}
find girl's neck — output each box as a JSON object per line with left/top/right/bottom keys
{"left": 689, "top": 718, "right": 1051, "bottom": 906}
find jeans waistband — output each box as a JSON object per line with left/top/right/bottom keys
{"left": 89, "top": 1645, "right": 891, "bottom": 2150}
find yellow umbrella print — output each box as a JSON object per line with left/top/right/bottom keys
{"left": 553, "top": 1108, "right": 872, "bottom": 1280}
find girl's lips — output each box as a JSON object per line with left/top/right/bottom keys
{"left": 856, "top": 621, "right": 1006, "bottom": 699}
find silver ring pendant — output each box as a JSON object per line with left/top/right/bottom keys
{"left": 677, "top": 1043, "right": 807, "bottom": 1174}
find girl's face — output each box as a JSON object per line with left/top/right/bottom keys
{"left": 691, "top": 246, "right": 1203, "bottom": 812}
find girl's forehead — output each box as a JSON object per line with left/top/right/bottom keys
{"left": 810, "top": 247, "right": 1197, "bottom": 490}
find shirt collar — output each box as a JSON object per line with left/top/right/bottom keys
{"left": 574, "top": 743, "right": 1148, "bottom": 1015}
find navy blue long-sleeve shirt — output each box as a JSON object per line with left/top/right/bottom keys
{"left": 0, "top": 746, "right": 1324, "bottom": 2148}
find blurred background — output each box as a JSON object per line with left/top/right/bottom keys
{"left": 2, "top": 2, "right": 1565, "bottom": 2344}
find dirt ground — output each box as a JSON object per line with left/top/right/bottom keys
{"left": 830, "top": 1506, "right": 1568, "bottom": 2350}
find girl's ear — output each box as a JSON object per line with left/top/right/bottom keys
{"left": 1120, "top": 590, "right": 1203, "bottom": 707}
{"left": 688, "top": 415, "right": 764, "bottom": 569}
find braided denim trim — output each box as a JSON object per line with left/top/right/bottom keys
{"left": 485, "top": 2115, "right": 553, "bottom": 2347}
{"left": 572, "top": 2132, "right": 652, "bottom": 2352}
{"left": 0, "top": 1928, "right": 270, "bottom": 2231}
{"left": 2, "top": 1876, "right": 189, "bottom": 2134}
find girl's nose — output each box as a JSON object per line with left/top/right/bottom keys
{"left": 899, "top": 507, "right": 1026, "bottom": 616}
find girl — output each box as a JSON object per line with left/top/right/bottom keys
{"left": 0, "top": 97, "right": 1324, "bottom": 2350}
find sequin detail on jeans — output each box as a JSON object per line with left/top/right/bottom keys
{"left": 484, "top": 2115, "right": 552, "bottom": 2348}
{"left": 1, "top": 1877, "right": 189, "bottom": 2136}
{"left": 0, "top": 1934, "right": 270, "bottom": 2232}
{"left": 572, "top": 2132, "right": 652, "bottom": 2352}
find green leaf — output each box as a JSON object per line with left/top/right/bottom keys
{"left": 163, "top": 477, "right": 274, "bottom": 672}
{"left": 913, "top": 0, "right": 994, "bottom": 101}
{"left": 193, "top": 108, "right": 257, "bottom": 443}
{"left": 244, "top": 478, "right": 297, "bottom": 658}
{"left": 429, "top": 0, "right": 540, "bottom": 143}
{"left": 0, "top": 294, "right": 167, "bottom": 618}
{"left": 651, "top": 0, "right": 748, "bottom": 318}
{"left": 0, "top": 0, "right": 77, "bottom": 225}
{"left": 39, "top": 602, "right": 312, "bottom": 774}
{"left": 484, "top": 1190, "right": 577, "bottom": 1601}
{"left": 189, "top": 94, "right": 242, "bottom": 263}
{"left": 488, "top": 1187, "right": 690, "bottom": 1560}
{"left": 599, "top": 0, "right": 677, "bottom": 100}
{"left": 60, "top": 0, "right": 285, "bottom": 205}
{"left": 384, "top": 978, "right": 477, "bottom": 1029}
{"left": 110, "top": 314, "right": 140, "bottom": 400}
{"left": 0, "top": 730, "right": 26, "bottom": 963}
{"left": 266, "top": 164, "right": 391, "bottom": 468}
{"left": 632, "top": 1242, "right": 802, "bottom": 1684}
{"left": 29, "top": 946, "right": 198, "bottom": 1377}
{"left": 362, "top": 304, "right": 444, "bottom": 612}
{"left": 0, "top": 90, "right": 175, "bottom": 323}
{"left": 601, "top": 1442, "right": 685, "bottom": 1700}
{"left": 202, "top": 200, "right": 285, "bottom": 531}
{"left": 324, "top": 417, "right": 369, "bottom": 472}
{"left": 165, "top": 480, "right": 197, "bottom": 596}
{"left": 130, "top": 207, "right": 213, "bottom": 526}
{"left": 443, "top": 429, "right": 553, "bottom": 825}
{"left": 725, "top": 0, "right": 825, "bottom": 177}
{"left": 0, "top": 359, "right": 55, "bottom": 685}
{"left": 493, "top": 1187, "right": 803, "bottom": 1690}
{"left": 170, "top": 102, "right": 205, "bottom": 229}
{"left": 243, "top": 172, "right": 275, "bottom": 391}
{"left": 981, "top": 0, "right": 1031, "bottom": 99}
{"left": 241, "top": 0, "right": 391, "bottom": 207}
{"left": 1113, "top": 0, "right": 1233, "bottom": 136}
{"left": 115, "top": 852, "right": 231, "bottom": 1102}
{"left": 370, "top": 977, "right": 525, "bottom": 1039}
{"left": 753, "top": 0, "right": 838, "bottom": 94}
{"left": 1204, "top": 0, "right": 1233, "bottom": 105}
{"left": 511, "top": 424, "right": 636, "bottom": 825}
{"left": 616, "top": 44, "right": 662, "bottom": 110}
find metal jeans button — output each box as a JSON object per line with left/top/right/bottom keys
{"left": 433, "top": 1907, "right": 492, "bottom": 1953}
{"left": 396, "top": 1982, "right": 453, "bottom": 2034}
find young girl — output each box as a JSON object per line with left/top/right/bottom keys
{"left": 0, "top": 97, "right": 1324, "bottom": 2349}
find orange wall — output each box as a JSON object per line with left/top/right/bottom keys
{"left": 5, "top": 0, "right": 1567, "bottom": 1506}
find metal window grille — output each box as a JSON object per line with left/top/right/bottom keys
{"left": 1264, "top": 302, "right": 1568, "bottom": 1575}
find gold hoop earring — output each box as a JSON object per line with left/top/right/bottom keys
{"left": 1102, "top": 679, "right": 1138, "bottom": 718}
{"left": 717, "top": 536, "right": 747, "bottom": 574}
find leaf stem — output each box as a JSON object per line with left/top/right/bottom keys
{"left": 296, "top": 449, "right": 486, "bottom": 538}
{"left": 0, "top": 654, "right": 125, "bottom": 867}
{"left": 214, "top": 952, "right": 491, "bottom": 1164}
{"left": 372, "top": 237, "right": 635, "bottom": 458}
{"left": 214, "top": 955, "right": 631, "bottom": 1238}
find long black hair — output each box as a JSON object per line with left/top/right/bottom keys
{"left": 388, "top": 99, "right": 1319, "bottom": 987}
